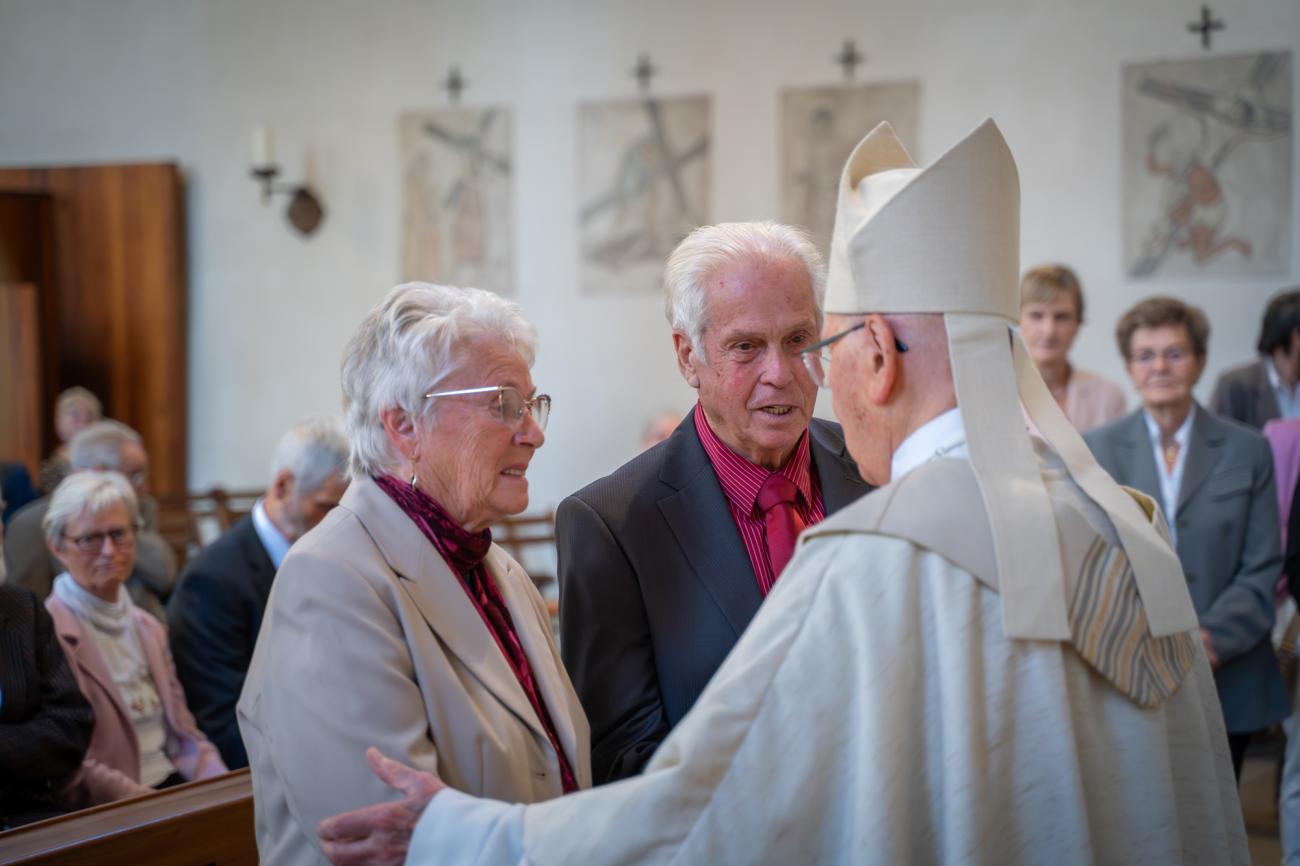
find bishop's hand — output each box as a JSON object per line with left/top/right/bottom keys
{"left": 319, "top": 747, "right": 446, "bottom": 866}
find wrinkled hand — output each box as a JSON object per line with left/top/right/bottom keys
{"left": 319, "top": 747, "right": 447, "bottom": 866}
{"left": 1200, "top": 628, "right": 1220, "bottom": 668}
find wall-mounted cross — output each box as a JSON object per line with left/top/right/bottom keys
{"left": 632, "top": 54, "right": 657, "bottom": 95}
{"left": 835, "top": 39, "right": 865, "bottom": 82}
{"left": 1187, "top": 5, "right": 1224, "bottom": 50}
{"left": 443, "top": 65, "right": 467, "bottom": 105}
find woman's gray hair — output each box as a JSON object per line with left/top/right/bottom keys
{"left": 270, "top": 416, "right": 349, "bottom": 493}
{"left": 663, "top": 221, "right": 827, "bottom": 354}
{"left": 42, "top": 471, "right": 141, "bottom": 549}
{"left": 341, "top": 282, "right": 539, "bottom": 479}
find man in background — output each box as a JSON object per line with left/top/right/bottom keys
{"left": 558, "top": 221, "right": 869, "bottom": 783}
{"left": 168, "top": 417, "right": 348, "bottom": 769}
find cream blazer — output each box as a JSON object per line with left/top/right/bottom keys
{"left": 237, "top": 475, "right": 590, "bottom": 866}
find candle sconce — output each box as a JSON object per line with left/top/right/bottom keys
{"left": 248, "top": 127, "right": 325, "bottom": 236}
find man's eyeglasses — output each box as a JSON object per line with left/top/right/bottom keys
{"left": 63, "top": 526, "right": 136, "bottom": 554}
{"left": 423, "top": 385, "right": 551, "bottom": 432}
{"left": 798, "top": 321, "right": 908, "bottom": 390}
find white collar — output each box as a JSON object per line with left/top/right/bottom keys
{"left": 1267, "top": 357, "right": 1282, "bottom": 390}
{"left": 1142, "top": 404, "right": 1196, "bottom": 448}
{"left": 890, "top": 407, "right": 969, "bottom": 483}
{"left": 252, "top": 499, "right": 292, "bottom": 569}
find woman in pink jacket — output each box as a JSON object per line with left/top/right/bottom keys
{"left": 42, "top": 471, "right": 226, "bottom": 806}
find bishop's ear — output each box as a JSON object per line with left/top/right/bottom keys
{"left": 863, "top": 315, "right": 901, "bottom": 405}
{"left": 673, "top": 332, "right": 702, "bottom": 389}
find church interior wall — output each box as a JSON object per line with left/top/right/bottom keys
{"left": 1, "top": 0, "right": 1297, "bottom": 509}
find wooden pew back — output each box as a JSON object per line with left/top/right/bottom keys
{"left": 0, "top": 769, "right": 255, "bottom": 866}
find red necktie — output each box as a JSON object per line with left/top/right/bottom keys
{"left": 757, "top": 474, "right": 806, "bottom": 586}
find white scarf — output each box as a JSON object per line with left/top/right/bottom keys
{"left": 53, "top": 572, "right": 134, "bottom": 635}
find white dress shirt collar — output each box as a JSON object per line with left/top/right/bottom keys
{"left": 1142, "top": 405, "right": 1195, "bottom": 544}
{"left": 251, "top": 499, "right": 291, "bottom": 569}
{"left": 890, "top": 407, "right": 970, "bottom": 483}
{"left": 1266, "top": 357, "right": 1300, "bottom": 419}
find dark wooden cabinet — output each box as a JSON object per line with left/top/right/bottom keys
{"left": 0, "top": 163, "right": 187, "bottom": 496}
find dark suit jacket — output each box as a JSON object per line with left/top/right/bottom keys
{"left": 0, "top": 462, "right": 38, "bottom": 525}
{"left": 1210, "top": 359, "right": 1280, "bottom": 430}
{"left": 558, "top": 410, "right": 870, "bottom": 783}
{"left": 167, "top": 515, "right": 276, "bottom": 769}
{"left": 1086, "top": 406, "right": 1288, "bottom": 733}
{"left": 0, "top": 585, "right": 94, "bottom": 827}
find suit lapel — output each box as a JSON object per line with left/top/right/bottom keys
{"left": 49, "top": 600, "right": 136, "bottom": 743}
{"left": 657, "top": 409, "right": 762, "bottom": 638}
{"left": 490, "top": 549, "right": 584, "bottom": 772}
{"left": 809, "top": 418, "right": 871, "bottom": 512}
{"left": 1177, "top": 407, "right": 1224, "bottom": 515}
{"left": 1251, "top": 361, "right": 1281, "bottom": 425}
{"left": 344, "top": 477, "right": 548, "bottom": 743}
{"left": 1110, "top": 411, "right": 1163, "bottom": 503}
{"left": 236, "top": 517, "right": 278, "bottom": 603}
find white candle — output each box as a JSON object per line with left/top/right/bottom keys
{"left": 251, "top": 125, "right": 273, "bottom": 167}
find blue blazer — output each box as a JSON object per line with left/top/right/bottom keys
{"left": 1086, "top": 405, "right": 1287, "bottom": 733}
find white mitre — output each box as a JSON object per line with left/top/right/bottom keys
{"left": 825, "top": 119, "right": 1197, "bottom": 641}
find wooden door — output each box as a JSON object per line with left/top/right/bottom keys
{"left": 0, "top": 165, "right": 188, "bottom": 496}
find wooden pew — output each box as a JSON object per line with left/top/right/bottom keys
{"left": 0, "top": 769, "right": 255, "bottom": 866}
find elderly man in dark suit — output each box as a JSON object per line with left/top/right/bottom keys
{"left": 167, "top": 417, "right": 348, "bottom": 769}
{"left": 559, "top": 222, "right": 870, "bottom": 783}
{"left": 1087, "top": 296, "right": 1286, "bottom": 779}
{"left": 1211, "top": 288, "right": 1300, "bottom": 429}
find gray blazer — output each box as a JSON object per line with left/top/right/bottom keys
{"left": 1086, "top": 406, "right": 1287, "bottom": 733}
{"left": 1210, "top": 359, "right": 1280, "bottom": 430}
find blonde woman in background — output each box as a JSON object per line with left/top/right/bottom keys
{"left": 1019, "top": 264, "right": 1126, "bottom": 432}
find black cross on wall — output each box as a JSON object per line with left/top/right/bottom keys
{"left": 835, "top": 40, "right": 865, "bottom": 82}
{"left": 443, "top": 65, "right": 466, "bottom": 105}
{"left": 631, "top": 54, "right": 657, "bottom": 95}
{"left": 1187, "top": 5, "right": 1224, "bottom": 50}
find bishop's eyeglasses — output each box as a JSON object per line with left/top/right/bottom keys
{"left": 799, "top": 321, "right": 908, "bottom": 389}
{"left": 423, "top": 385, "right": 551, "bottom": 432}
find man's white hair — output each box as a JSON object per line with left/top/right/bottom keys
{"left": 341, "top": 282, "right": 539, "bottom": 479}
{"left": 42, "top": 470, "right": 140, "bottom": 550}
{"left": 68, "top": 420, "right": 143, "bottom": 471}
{"left": 270, "top": 417, "right": 349, "bottom": 494}
{"left": 662, "top": 221, "right": 827, "bottom": 353}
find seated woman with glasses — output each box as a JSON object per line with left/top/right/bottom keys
{"left": 42, "top": 471, "right": 226, "bottom": 806}
{"left": 1085, "top": 296, "right": 1287, "bottom": 781}
{"left": 238, "top": 282, "right": 589, "bottom": 866}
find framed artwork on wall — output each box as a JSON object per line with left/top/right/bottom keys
{"left": 1122, "top": 51, "right": 1292, "bottom": 279}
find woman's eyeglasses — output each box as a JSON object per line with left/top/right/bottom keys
{"left": 423, "top": 385, "right": 551, "bottom": 431}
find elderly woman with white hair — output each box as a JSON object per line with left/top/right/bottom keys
{"left": 42, "top": 471, "right": 226, "bottom": 806}
{"left": 238, "top": 283, "right": 590, "bottom": 866}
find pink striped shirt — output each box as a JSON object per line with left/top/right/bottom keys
{"left": 694, "top": 406, "right": 825, "bottom": 596}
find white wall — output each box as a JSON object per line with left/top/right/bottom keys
{"left": 1, "top": 0, "right": 1297, "bottom": 509}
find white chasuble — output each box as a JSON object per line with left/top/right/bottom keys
{"left": 409, "top": 450, "right": 1248, "bottom": 866}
